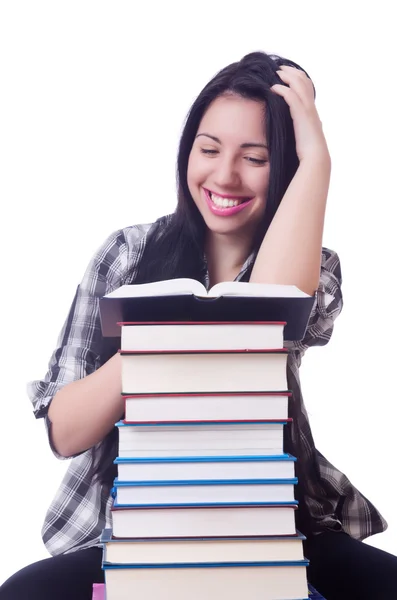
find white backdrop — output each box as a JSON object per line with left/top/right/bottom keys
{"left": 1, "top": 0, "right": 396, "bottom": 585}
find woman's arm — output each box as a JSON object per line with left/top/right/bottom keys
{"left": 250, "top": 65, "right": 331, "bottom": 295}
{"left": 28, "top": 226, "right": 148, "bottom": 459}
{"left": 250, "top": 156, "right": 331, "bottom": 295}
{"left": 48, "top": 352, "right": 123, "bottom": 458}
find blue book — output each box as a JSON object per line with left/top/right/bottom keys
{"left": 114, "top": 453, "right": 297, "bottom": 482}
{"left": 116, "top": 419, "right": 290, "bottom": 427}
{"left": 102, "top": 559, "right": 310, "bottom": 569}
{"left": 308, "top": 583, "right": 326, "bottom": 599}
{"left": 100, "top": 527, "right": 307, "bottom": 567}
{"left": 112, "top": 476, "right": 299, "bottom": 506}
{"left": 115, "top": 420, "right": 288, "bottom": 460}
{"left": 114, "top": 453, "right": 297, "bottom": 461}
{"left": 102, "top": 558, "right": 311, "bottom": 600}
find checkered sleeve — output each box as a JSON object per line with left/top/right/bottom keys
{"left": 292, "top": 247, "right": 343, "bottom": 352}
{"left": 26, "top": 228, "right": 129, "bottom": 458}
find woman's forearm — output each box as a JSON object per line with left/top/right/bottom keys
{"left": 250, "top": 154, "right": 331, "bottom": 295}
{"left": 48, "top": 352, "right": 124, "bottom": 457}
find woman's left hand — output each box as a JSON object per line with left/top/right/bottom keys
{"left": 271, "top": 65, "right": 330, "bottom": 164}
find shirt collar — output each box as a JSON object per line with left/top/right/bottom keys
{"left": 202, "top": 249, "right": 257, "bottom": 289}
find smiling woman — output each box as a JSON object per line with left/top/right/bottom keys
{"left": 188, "top": 96, "right": 270, "bottom": 238}
{"left": 1, "top": 50, "right": 396, "bottom": 600}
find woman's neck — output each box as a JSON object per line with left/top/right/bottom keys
{"left": 205, "top": 231, "right": 252, "bottom": 286}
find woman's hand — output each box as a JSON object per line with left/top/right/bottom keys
{"left": 271, "top": 65, "right": 330, "bottom": 164}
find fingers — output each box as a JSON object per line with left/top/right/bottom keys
{"left": 273, "top": 65, "right": 315, "bottom": 109}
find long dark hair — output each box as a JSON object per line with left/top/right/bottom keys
{"left": 93, "top": 51, "right": 317, "bottom": 534}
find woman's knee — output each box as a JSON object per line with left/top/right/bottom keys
{"left": 0, "top": 560, "right": 51, "bottom": 599}
{"left": 0, "top": 549, "right": 102, "bottom": 600}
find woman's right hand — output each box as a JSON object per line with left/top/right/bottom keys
{"left": 48, "top": 352, "right": 124, "bottom": 458}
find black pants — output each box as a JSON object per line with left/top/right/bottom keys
{"left": 1, "top": 532, "right": 397, "bottom": 600}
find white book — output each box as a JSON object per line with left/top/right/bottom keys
{"left": 111, "top": 503, "right": 297, "bottom": 538}
{"left": 123, "top": 392, "right": 290, "bottom": 423}
{"left": 104, "top": 279, "right": 309, "bottom": 299}
{"left": 120, "top": 321, "right": 285, "bottom": 352}
{"left": 116, "top": 421, "right": 285, "bottom": 458}
{"left": 120, "top": 351, "right": 288, "bottom": 394}
{"left": 113, "top": 479, "right": 297, "bottom": 505}
{"left": 103, "top": 562, "right": 309, "bottom": 600}
{"left": 100, "top": 528, "right": 306, "bottom": 564}
{"left": 115, "top": 454, "right": 296, "bottom": 481}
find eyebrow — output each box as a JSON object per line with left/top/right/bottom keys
{"left": 195, "top": 133, "right": 268, "bottom": 150}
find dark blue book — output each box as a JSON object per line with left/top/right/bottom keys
{"left": 308, "top": 583, "right": 326, "bottom": 599}
{"left": 99, "top": 280, "right": 315, "bottom": 341}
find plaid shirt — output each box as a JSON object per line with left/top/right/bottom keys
{"left": 28, "top": 214, "right": 387, "bottom": 556}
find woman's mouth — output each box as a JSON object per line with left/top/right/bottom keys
{"left": 203, "top": 188, "right": 254, "bottom": 216}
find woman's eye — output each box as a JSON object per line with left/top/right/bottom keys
{"left": 200, "top": 149, "right": 267, "bottom": 165}
{"left": 246, "top": 157, "right": 267, "bottom": 165}
{"left": 200, "top": 148, "right": 218, "bottom": 156}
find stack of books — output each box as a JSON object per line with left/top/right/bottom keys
{"left": 98, "top": 279, "right": 324, "bottom": 600}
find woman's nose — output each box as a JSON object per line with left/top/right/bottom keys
{"left": 213, "top": 157, "right": 241, "bottom": 189}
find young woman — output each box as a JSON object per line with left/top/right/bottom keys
{"left": 1, "top": 51, "right": 396, "bottom": 600}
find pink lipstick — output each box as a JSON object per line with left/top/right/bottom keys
{"left": 203, "top": 188, "right": 254, "bottom": 217}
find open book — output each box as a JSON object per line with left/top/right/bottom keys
{"left": 104, "top": 279, "right": 310, "bottom": 300}
{"left": 99, "top": 278, "right": 315, "bottom": 342}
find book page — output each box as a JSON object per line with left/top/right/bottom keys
{"left": 208, "top": 281, "right": 310, "bottom": 298}
{"left": 104, "top": 279, "right": 207, "bottom": 299}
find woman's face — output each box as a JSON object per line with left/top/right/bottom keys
{"left": 187, "top": 94, "right": 270, "bottom": 238}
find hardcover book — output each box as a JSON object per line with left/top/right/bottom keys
{"left": 99, "top": 279, "right": 315, "bottom": 341}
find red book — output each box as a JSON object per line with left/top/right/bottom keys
{"left": 118, "top": 321, "right": 286, "bottom": 352}
{"left": 119, "top": 349, "right": 289, "bottom": 395}
{"left": 110, "top": 501, "right": 298, "bottom": 539}
{"left": 122, "top": 391, "right": 292, "bottom": 424}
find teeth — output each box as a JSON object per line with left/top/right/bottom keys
{"left": 210, "top": 193, "right": 244, "bottom": 208}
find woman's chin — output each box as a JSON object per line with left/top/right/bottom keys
{"left": 200, "top": 213, "right": 251, "bottom": 237}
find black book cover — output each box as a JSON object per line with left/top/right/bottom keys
{"left": 99, "top": 294, "right": 315, "bottom": 342}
